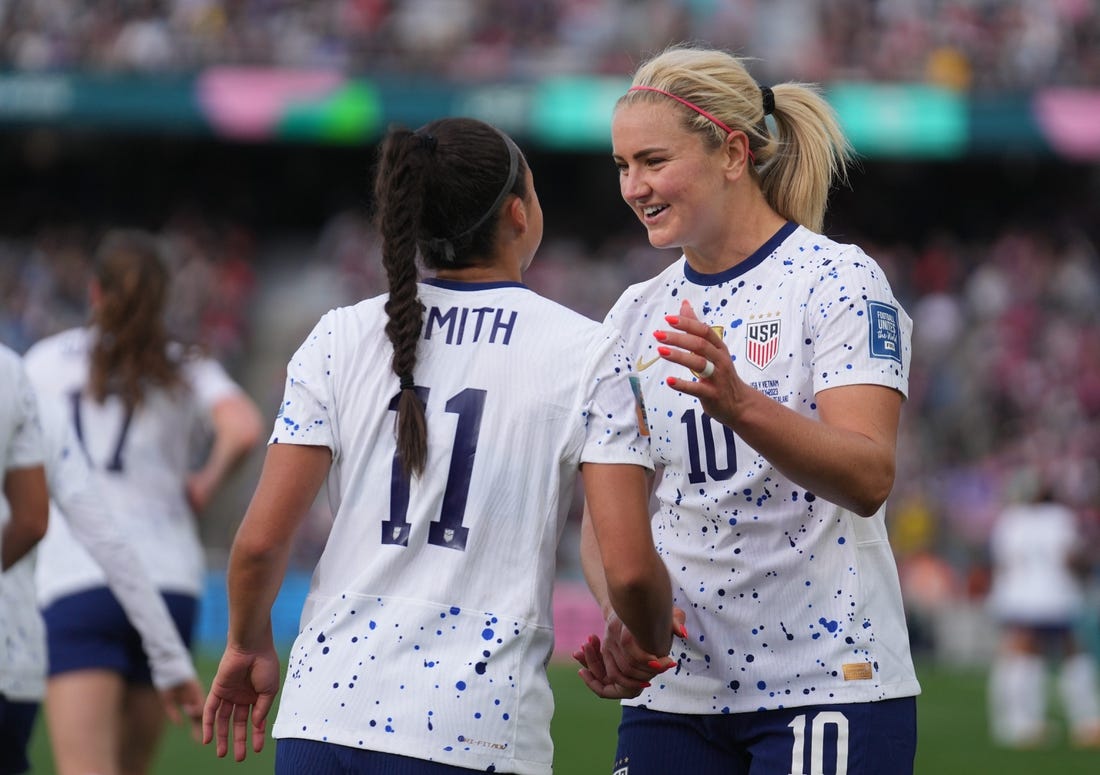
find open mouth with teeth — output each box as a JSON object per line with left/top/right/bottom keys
{"left": 642, "top": 205, "right": 668, "bottom": 219}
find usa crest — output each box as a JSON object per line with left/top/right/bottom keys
{"left": 746, "top": 318, "right": 780, "bottom": 369}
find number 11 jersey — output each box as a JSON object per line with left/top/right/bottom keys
{"left": 270, "top": 279, "right": 652, "bottom": 775}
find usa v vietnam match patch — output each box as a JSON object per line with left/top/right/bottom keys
{"left": 867, "top": 300, "right": 902, "bottom": 364}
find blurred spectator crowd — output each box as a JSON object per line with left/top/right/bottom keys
{"left": 0, "top": 0, "right": 1098, "bottom": 92}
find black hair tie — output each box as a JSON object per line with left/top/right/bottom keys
{"left": 760, "top": 86, "right": 775, "bottom": 116}
{"left": 415, "top": 132, "right": 437, "bottom": 153}
{"left": 399, "top": 374, "right": 415, "bottom": 390}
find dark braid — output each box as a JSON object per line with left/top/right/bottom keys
{"left": 89, "top": 230, "right": 183, "bottom": 408}
{"left": 375, "top": 127, "right": 430, "bottom": 476}
{"left": 372, "top": 118, "right": 529, "bottom": 477}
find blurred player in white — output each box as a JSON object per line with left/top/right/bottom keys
{"left": 23, "top": 230, "right": 263, "bottom": 775}
{"left": 987, "top": 472, "right": 1100, "bottom": 748}
{"left": 202, "top": 117, "right": 674, "bottom": 775}
{"left": 0, "top": 385, "right": 207, "bottom": 775}
{"left": 576, "top": 45, "right": 921, "bottom": 775}
{"left": 0, "top": 343, "right": 49, "bottom": 775}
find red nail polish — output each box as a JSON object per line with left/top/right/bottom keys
{"left": 665, "top": 315, "right": 679, "bottom": 325}
{"left": 653, "top": 330, "right": 667, "bottom": 341}
{"left": 657, "top": 346, "right": 670, "bottom": 356}
{"left": 641, "top": 682, "right": 652, "bottom": 689}
{"left": 648, "top": 660, "right": 664, "bottom": 670}
{"left": 666, "top": 377, "right": 677, "bottom": 386}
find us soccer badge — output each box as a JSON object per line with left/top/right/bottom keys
{"left": 746, "top": 314, "right": 780, "bottom": 369}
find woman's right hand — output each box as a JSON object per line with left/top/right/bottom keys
{"left": 573, "top": 608, "right": 685, "bottom": 699}
{"left": 202, "top": 642, "right": 281, "bottom": 762}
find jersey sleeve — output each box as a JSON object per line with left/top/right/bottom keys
{"left": 36, "top": 393, "right": 197, "bottom": 688}
{"left": 269, "top": 312, "right": 338, "bottom": 452}
{"left": 36, "top": 393, "right": 91, "bottom": 504}
{"left": 3, "top": 351, "right": 45, "bottom": 470}
{"left": 577, "top": 328, "right": 652, "bottom": 468}
{"left": 182, "top": 353, "right": 246, "bottom": 410}
{"left": 808, "top": 249, "right": 913, "bottom": 397}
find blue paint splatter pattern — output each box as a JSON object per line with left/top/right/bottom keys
{"left": 268, "top": 283, "right": 654, "bottom": 774}
{"left": 605, "top": 223, "right": 920, "bottom": 715}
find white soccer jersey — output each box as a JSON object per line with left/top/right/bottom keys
{"left": 606, "top": 222, "right": 920, "bottom": 715}
{"left": 0, "top": 344, "right": 46, "bottom": 701}
{"left": 987, "top": 501, "right": 1083, "bottom": 625}
{"left": 23, "top": 327, "right": 244, "bottom": 605}
{"left": 270, "top": 279, "right": 651, "bottom": 775}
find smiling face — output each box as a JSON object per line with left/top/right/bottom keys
{"left": 611, "top": 100, "right": 734, "bottom": 257}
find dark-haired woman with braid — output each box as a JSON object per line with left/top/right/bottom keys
{"left": 22, "top": 229, "right": 263, "bottom": 775}
{"left": 202, "top": 117, "right": 673, "bottom": 774}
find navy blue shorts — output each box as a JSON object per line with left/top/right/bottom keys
{"left": 276, "top": 739, "right": 484, "bottom": 774}
{"left": 614, "top": 697, "right": 916, "bottom": 775}
{"left": 0, "top": 696, "right": 39, "bottom": 775}
{"left": 42, "top": 586, "right": 196, "bottom": 684}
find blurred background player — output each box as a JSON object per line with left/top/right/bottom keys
{"left": 1, "top": 385, "right": 207, "bottom": 775}
{"left": 22, "top": 230, "right": 263, "bottom": 775}
{"left": 0, "top": 343, "right": 49, "bottom": 775}
{"left": 202, "top": 117, "right": 673, "bottom": 774}
{"left": 986, "top": 467, "right": 1100, "bottom": 748}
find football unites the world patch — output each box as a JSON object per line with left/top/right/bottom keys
{"left": 746, "top": 318, "right": 781, "bottom": 369}
{"left": 867, "top": 301, "right": 902, "bottom": 363}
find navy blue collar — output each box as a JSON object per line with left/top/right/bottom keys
{"left": 683, "top": 221, "right": 797, "bottom": 286}
{"left": 423, "top": 278, "right": 527, "bottom": 291}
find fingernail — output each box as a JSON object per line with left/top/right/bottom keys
{"left": 657, "top": 346, "right": 671, "bottom": 357}
{"left": 641, "top": 682, "right": 652, "bottom": 688}
{"left": 666, "top": 377, "right": 677, "bottom": 386}
{"left": 678, "top": 624, "right": 689, "bottom": 638}
{"left": 653, "top": 330, "right": 667, "bottom": 341}
{"left": 665, "top": 315, "right": 679, "bottom": 325}
{"left": 648, "top": 660, "right": 664, "bottom": 670}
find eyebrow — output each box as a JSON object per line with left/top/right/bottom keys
{"left": 611, "top": 147, "right": 668, "bottom": 162}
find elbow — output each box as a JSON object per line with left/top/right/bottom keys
{"left": 222, "top": 399, "right": 265, "bottom": 454}
{"left": 31, "top": 511, "right": 49, "bottom": 544}
{"left": 850, "top": 462, "right": 895, "bottom": 518}
{"left": 238, "top": 403, "right": 265, "bottom": 450}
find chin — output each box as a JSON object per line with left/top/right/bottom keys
{"left": 646, "top": 232, "right": 680, "bottom": 250}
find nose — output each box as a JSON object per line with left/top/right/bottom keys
{"left": 620, "top": 168, "right": 650, "bottom": 203}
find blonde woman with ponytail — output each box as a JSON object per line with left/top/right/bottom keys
{"left": 576, "top": 44, "right": 921, "bottom": 774}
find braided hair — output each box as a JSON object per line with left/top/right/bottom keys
{"left": 372, "top": 117, "right": 528, "bottom": 476}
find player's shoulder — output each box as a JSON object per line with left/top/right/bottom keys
{"left": 607, "top": 258, "right": 688, "bottom": 316}
{"left": 783, "top": 226, "right": 884, "bottom": 275}
{"left": 0, "top": 341, "right": 22, "bottom": 374}
{"left": 23, "top": 327, "right": 89, "bottom": 369}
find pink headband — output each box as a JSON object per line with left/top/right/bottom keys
{"left": 628, "top": 85, "right": 755, "bottom": 162}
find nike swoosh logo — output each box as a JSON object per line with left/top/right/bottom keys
{"left": 635, "top": 354, "right": 661, "bottom": 372}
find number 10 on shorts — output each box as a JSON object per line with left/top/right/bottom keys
{"left": 789, "top": 711, "right": 849, "bottom": 775}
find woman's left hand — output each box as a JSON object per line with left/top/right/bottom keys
{"left": 654, "top": 299, "right": 748, "bottom": 427}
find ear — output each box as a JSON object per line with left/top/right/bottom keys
{"left": 505, "top": 193, "right": 527, "bottom": 236}
{"left": 722, "top": 130, "right": 753, "bottom": 179}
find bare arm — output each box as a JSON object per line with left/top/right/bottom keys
{"left": 659, "top": 300, "right": 902, "bottom": 517}
{"left": 203, "top": 442, "right": 330, "bottom": 761}
{"left": 188, "top": 392, "right": 264, "bottom": 514}
{"left": 2, "top": 465, "right": 49, "bottom": 570}
{"left": 581, "top": 462, "right": 672, "bottom": 657}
